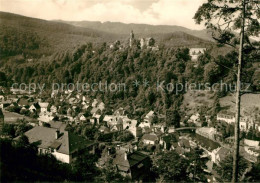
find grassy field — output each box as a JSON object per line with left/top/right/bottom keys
{"left": 181, "top": 90, "right": 216, "bottom": 116}
{"left": 219, "top": 93, "right": 260, "bottom": 115}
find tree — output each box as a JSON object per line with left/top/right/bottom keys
{"left": 186, "top": 147, "right": 209, "bottom": 182}
{"left": 71, "top": 151, "right": 99, "bottom": 181}
{"left": 245, "top": 156, "right": 260, "bottom": 182}
{"left": 194, "top": 1, "right": 259, "bottom": 182}
{"left": 215, "top": 154, "right": 248, "bottom": 182}
{"left": 152, "top": 151, "right": 190, "bottom": 182}
{"left": 166, "top": 110, "right": 180, "bottom": 128}
{"left": 1, "top": 123, "right": 15, "bottom": 137}
{"left": 16, "top": 134, "right": 30, "bottom": 147}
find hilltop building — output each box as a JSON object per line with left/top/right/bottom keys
{"left": 189, "top": 48, "right": 206, "bottom": 61}
{"left": 129, "top": 30, "right": 135, "bottom": 47}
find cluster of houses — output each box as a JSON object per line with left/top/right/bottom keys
{"left": 1, "top": 87, "right": 260, "bottom": 180}
{"left": 216, "top": 111, "right": 260, "bottom": 132}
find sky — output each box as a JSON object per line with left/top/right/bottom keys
{"left": 0, "top": 0, "right": 207, "bottom": 30}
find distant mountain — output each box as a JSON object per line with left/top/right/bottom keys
{"left": 0, "top": 11, "right": 214, "bottom": 58}
{"left": 0, "top": 12, "right": 117, "bottom": 57}
{"left": 56, "top": 20, "right": 213, "bottom": 41}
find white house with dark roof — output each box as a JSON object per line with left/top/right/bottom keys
{"left": 16, "top": 126, "right": 96, "bottom": 163}
{"left": 39, "top": 102, "right": 49, "bottom": 114}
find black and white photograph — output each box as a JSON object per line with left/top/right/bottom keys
{"left": 0, "top": 0, "right": 259, "bottom": 182}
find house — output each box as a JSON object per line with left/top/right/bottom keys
{"left": 92, "top": 99, "right": 98, "bottom": 108}
{"left": 103, "top": 115, "right": 114, "bottom": 124}
{"left": 211, "top": 147, "right": 230, "bottom": 164}
{"left": 111, "top": 119, "right": 124, "bottom": 132}
{"left": 97, "top": 102, "right": 105, "bottom": 111}
{"left": 127, "top": 120, "right": 142, "bottom": 138}
{"left": 15, "top": 126, "right": 96, "bottom": 163}
{"left": 38, "top": 112, "right": 54, "bottom": 123}
{"left": 144, "top": 111, "right": 155, "bottom": 123}
{"left": 244, "top": 146, "right": 260, "bottom": 157}
{"left": 68, "top": 97, "right": 78, "bottom": 105}
{"left": 48, "top": 121, "right": 68, "bottom": 132}
{"left": 188, "top": 113, "right": 200, "bottom": 123}
{"left": 0, "top": 108, "right": 4, "bottom": 123}
{"left": 128, "top": 127, "right": 142, "bottom": 138}
{"left": 139, "top": 121, "right": 151, "bottom": 128}
{"left": 113, "top": 149, "right": 151, "bottom": 179}
{"left": 67, "top": 108, "right": 73, "bottom": 117}
{"left": 29, "top": 103, "right": 41, "bottom": 114}
{"left": 217, "top": 112, "right": 236, "bottom": 124}
{"left": 244, "top": 139, "right": 260, "bottom": 148}
{"left": 17, "top": 97, "right": 30, "bottom": 107}
{"left": 91, "top": 107, "right": 101, "bottom": 115}
{"left": 50, "top": 105, "right": 58, "bottom": 114}
{"left": 189, "top": 48, "right": 206, "bottom": 61}
{"left": 217, "top": 112, "right": 254, "bottom": 131}
{"left": 113, "top": 107, "right": 126, "bottom": 116}
{"left": 142, "top": 133, "right": 158, "bottom": 145}
{"left": 178, "top": 138, "right": 191, "bottom": 152}
{"left": 93, "top": 113, "right": 101, "bottom": 124}
{"left": 0, "top": 100, "right": 12, "bottom": 109}
{"left": 39, "top": 102, "right": 49, "bottom": 114}
{"left": 99, "top": 125, "right": 110, "bottom": 133}
{"left": 196, "top": 127, "right": 218, "bottom": 140}
{"left": 79, "top": 113, "right": 88, "bottom": 122}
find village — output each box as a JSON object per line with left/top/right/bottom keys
{"left": 0, "top": 81, "right": 260, "bottom": 181}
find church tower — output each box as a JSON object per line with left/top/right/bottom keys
{"left": 129, "top": 30, "right": 134, "bottom": 47}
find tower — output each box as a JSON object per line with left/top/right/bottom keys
{"left": 129, "top": 30, "right": 135, "bottom": 47}
{"left": 140, "top": 38, "right": 145, "bottom": 49}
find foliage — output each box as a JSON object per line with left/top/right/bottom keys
{"left": 116, "top": 131, "right": 134, "bottom": 142}
{"left": 71, "top": 151, "right": 100, "bottom": 182}
{"left": 245, "top": 156, "right": 260, "bottom": 182}
{"left": 186, "top": 147, "right": 209, "bottom": 182}
{"left": 152, "top": 151, "right": 190, "bottom": 182}
{"left": 215, "top": 154, "right": 249, "bottom": 182}
{"left": 0, "top": 138, "right": 73, "bottom": 182}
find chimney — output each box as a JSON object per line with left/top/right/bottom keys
{"left": 55, "top": 130, "right": 60, "bottom": 139}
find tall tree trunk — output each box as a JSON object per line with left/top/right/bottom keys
{"left": 232, "top": 0, "right": 246, "bottom": 182}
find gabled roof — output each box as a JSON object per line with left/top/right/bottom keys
{"left": 113, "top": 150, "right": 148, "bottom": 169}
{"left": 142, "top": 134, "right": 158, "bottom": 141}
{"left": 30, "top": 103, "right": 40, "bottom": 109}
{"left": 146, "top": 110, "right": 155, "bottom": 117}
{"left": 18, "top": 98, "right": 30, "bottom": 106}
{"left": 179, "top": 139, "right": 190, "bottom": 148}
{"left": 103, "top": 115, "right": 114, "bottom": 122}
{"left": 39, "top": 102, "right": 49, "bottom": 108}
{"left": 48, "top": 121, "right": 67, "bottom": 132}
{"left": 21, "top": 126, "right": 95, "bottom": 155}
{"left": 216, "top": 147, "right": 230, "bottom": 162}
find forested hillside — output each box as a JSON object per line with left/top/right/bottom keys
{"left": 0, "top": 12, "right": 259, "bottom": 118}
{"left": 0, "top": 12, "right": 117, "bottom": 58}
